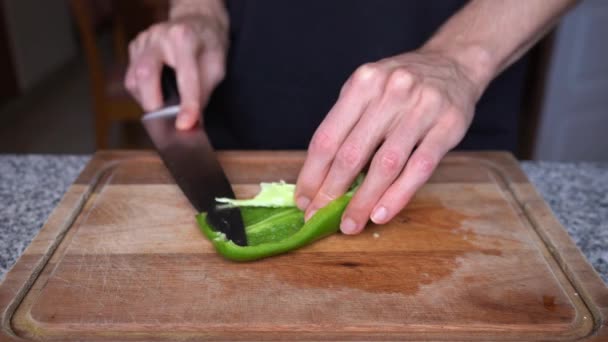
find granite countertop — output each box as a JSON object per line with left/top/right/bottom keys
{"left": 0, "top": 155, "right": 606, "bottom": 285}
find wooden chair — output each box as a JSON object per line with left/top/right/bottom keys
{"left": 69, "top": 0, "right": 167, "bottom": 148}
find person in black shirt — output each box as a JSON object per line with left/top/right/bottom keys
{"left": 125, "top": 0, "right": 577, "bottom": 235}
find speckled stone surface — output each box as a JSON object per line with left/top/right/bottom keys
{"left": 521, "top": 162, "right": 608, "bottom": 284}
{"left": 0, "top": 155, "right": 90, "bottom": 279}
{"left": 0, "top": 156, "right": 606, "bottom": 285}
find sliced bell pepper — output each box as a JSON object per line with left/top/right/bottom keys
{"left": 196, "top": 176, "right": 362, "bottom": 261}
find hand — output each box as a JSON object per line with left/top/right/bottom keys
{"left": 124, "top": 15, "right": 228, "bottom": 129}
{"left": 295, "top": 48, "right": 483, "bottom": 234}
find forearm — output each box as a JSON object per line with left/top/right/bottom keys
{"left": 423, "top": 0, "right": 578, "bottom": 95}
{"left": 170, "top": 0, "right": 229, "bottom": 31}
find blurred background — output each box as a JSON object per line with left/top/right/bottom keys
{"left": 0, "top": 0, "right": 606, "bottom": 160}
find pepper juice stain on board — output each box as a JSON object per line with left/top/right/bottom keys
{"left": 243, "top": 201, "right": 492, "bottom": 296}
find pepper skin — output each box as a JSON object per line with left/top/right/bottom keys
{"left": 196, "top": 194, "right": 352, "bottom": 262}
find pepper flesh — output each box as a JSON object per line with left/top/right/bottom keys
{"left": 196, "top": 194, "right": 352, "bottom": 261}
{"left": 216, "top": 181, "right": 296, "bottom": 207}
{"left": 240, "top": 207, "right": 304, "bottom": 246}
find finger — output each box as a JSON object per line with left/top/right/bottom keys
{"left": 124, "top": 63, "right": 141, "bottom": 104}
{"left": 164, "top": 25, "right": 204, "bottom": 130}
{"left": 295, "top": 63, "right": 385, "bottom": 211}
{"left": 308, "top": 69, "right": 417, "bottom": 228}
{"left": 128, "top": 32, "right": 147, "bottom": 60}
{"left": 370, "top": 125, "right": 458, "bottom": 227}
{"left": 125, "top": 39, "right": 140, "bottom": 100}
{"left": 339, "top": 83, "right": 441, "bottom": 233}
{"left": 305, "top": 75, "right": 416, "bottom": 223}
{"left": 132, "top": 51, "right": 164, "bottom": 111}
{"left": 174, "top": 52, "right": 202, "bottom": 130}
{"left": 125, "top": 30, "right": 161, "bottom": 109}
{"left": 304, "top": 128, "right": 374, "bottom": 222}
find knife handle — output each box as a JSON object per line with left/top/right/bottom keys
{"left": 161, "top": 66, "right": 180, "bottom": 106}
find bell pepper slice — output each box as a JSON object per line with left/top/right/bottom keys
{"left": 196, "top": 195, "right": 350, "bottom": 261}
{"left": 196, "top": 176, "right": 362, "bottom": 261}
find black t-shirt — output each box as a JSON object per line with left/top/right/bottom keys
{"left": 205, "top": 0, "right": 528, "bottom": 152}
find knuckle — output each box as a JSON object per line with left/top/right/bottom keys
{"left": 339, "top": 79, "right": 352, "bottom": 96}
{"left": 412, "top": 153, "right": 438, "bottom": 176}
{"left": 146, "top": 23, "right": 163, "bottom": 37}
{"left": 336, "top": 143, "right": 363, "bottom": 169}
{"left": 421, "top": 85, "right": 442, "bottom": 105}
{"left": 377, "top": 149, "right": 403, "bottom": 175}
{"left": 213, "top": 68, "right": 226, "bottom": 84}
{"left": 295, "top": 179, "right": 313, "bottom": 197}
{"left": 316, "top": 190, "right": 337, "bottom": 203}
{"left": 133, "top": 29, "right": 152, "bottom": 46}
{"left": 124, "top": 73, "right": 135, "bottom": 92}
{"left": 309, "top": 131, "right": 338, "bottom": 157}
{"left": 439, "top": 114, "right": 468, "bottom": 149}
{"left": 168, "top": 23, "right": 195, "bottom": 43}
{"left": 345, "top": 203, "right": 368, "bottom": 220}
{"left": 133, "top": 30, "right": 147, "bottom": 44}
{"left": 180, "top": 102, "right": 200, "bottom": 114}
{"left": 134, "top": 62, "right": 153, "bottom": 79}
{"left": 215, "top": 63, "right": 226, "bottom": 81}
{"left": 381, "top": 187, "right": 410, "bottom": 214}
{"left": 352, "top": 63, "right": 381, "bottom": 85}
{"left": 207, "top": 57, "right": 226, "bottom": 84}
{"left": 386, "top": 68, "right": 414, "bottom": 92}
{"left": 442, "top": 109, "right": 467, "bottom": 131}
{"left": 150, "top": 22, "right": 165, "bottom": 32}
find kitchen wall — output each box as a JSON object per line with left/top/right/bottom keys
{"left": 534, "top": 0, "right": 608, "bottom": 161}
{"left": 1, "top": 0, "right": 76, "bottom": 91}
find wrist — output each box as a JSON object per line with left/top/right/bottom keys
{"left": 170, "top": 0, "right": 229, "bottom": 32}
{"left": 421, "top": 39, "right": 497, "bottom": 99}
{"left": 169, "top": 0, "right": 229, "bottom": 53}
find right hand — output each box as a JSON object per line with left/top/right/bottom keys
{"left": 125, "top": 15, "right": 228, "bottom": 130}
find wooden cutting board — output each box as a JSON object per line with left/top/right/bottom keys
{"left": 0, "top": 151, "right": 606, "bottom": 341}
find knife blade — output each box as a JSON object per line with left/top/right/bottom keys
{"left": 141, "top": 68, "right": 247, "bottom": 246}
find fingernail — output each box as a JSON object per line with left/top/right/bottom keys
{"left": 340, "top": 217, "right": 358, "bottom": 234}
{"left": 175, "top": 115, "right": 190, "bottom": 130}
{"left": 371, "top": 206, "right": 388, "bottom": 223}
{"left": 305, "top": 208, "right": 317, "bottom": 221}
{"left": 296, "top": 196, "right": 310, "bottom": 210}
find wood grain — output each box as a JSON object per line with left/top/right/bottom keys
{"left": 0, "top": 151, "right": 606, "bottom": 341}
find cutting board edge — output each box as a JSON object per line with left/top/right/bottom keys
{"left": 5, "top": 320, "right": 604, "bottom": 342}
{"left": 466, "top": 151, "right": 608, "bottom": 339}
{"left": 0, "top": 150, "right": 606, "bottom": 341}
{"left": 519, "top": 198, "right": 608, "bottom": 340}
{"left": 0, "top": 151, "right": 121, "bottom": 341}
{"left": 459, "top": 151, "right": 608, "bottom": 339}
{"left": 481, "top": 151, "right": 608, "bottom": 339}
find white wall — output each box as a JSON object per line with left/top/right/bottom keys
{"left": 2, "top": 0, "right": 76, "bottom": 91}
{"left": 534, "top": 0, "right": 608, "bottom": 161}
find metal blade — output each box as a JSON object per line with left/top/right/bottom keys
{"left": 142, "top": 109, "right": 247, "bottom": 246}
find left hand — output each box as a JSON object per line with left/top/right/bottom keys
{"left": 295, "top": 48, "right": 483, "bottom": 234}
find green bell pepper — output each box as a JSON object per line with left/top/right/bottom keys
{"left": 196, "top": 176, "right": 362, "bottom": 261}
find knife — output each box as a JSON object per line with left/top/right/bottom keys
{"left": 141, "top": 67, "right": 248, "bottom": 246}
